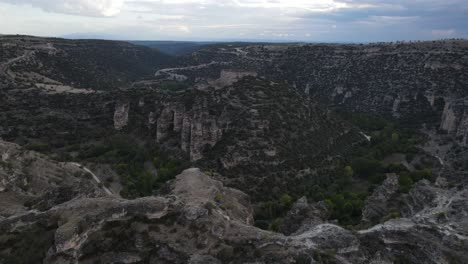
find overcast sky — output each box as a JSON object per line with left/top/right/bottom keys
{"left": 0, "top": 0, "right": 467, "bottom": 42}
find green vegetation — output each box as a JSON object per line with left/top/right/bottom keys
{"left": 254, "top": 113, "right": 432, "bottom": 229}
{"left": 395, "top": 168, "right": 433, "bottom": 193}
{"left": 344, "top": 112, "right": 423, "bottom": 149}
{"left": 217, "top": 246, "right": 234, "bottom": 262}
{"left": 436, "top": 212, "right": 447, "bottom": 221}
{"left": 313, "top": 249, "right": 337, "bottom": 264}
{"left": 25, "top": 142, "right": 52, "bottom": 153}
{"left": 255, "top": 112, "right": 433, "bottom": 230}
{"left": 254, "top": 194, "right": 294, "bottom": 231}
{"left": 159, "top": 81, "right": 190, "bottom": 91}
{"left": 0, "top": 224, "right": 56, "bottom": 264}
{"left": 324, "top": 192, "right": 365, "bottom": 225}
{"left": 343, "top": 166, "right": 353, "bottom": 178}
{"left": 315, "top": 112, "right": 429, "bottom": 225}
{"left": 0, "top": 160, "right": 12, "bottom": 170}
{"left": 381, "top": 210, "right": 401, "bottom": 222}
{"left": 77, "top": 134, "right": 186, "bottom": 199}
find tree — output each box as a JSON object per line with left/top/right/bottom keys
{"left": 280, "top": 194, "right": 293, "bottom": 208}
{"left": 399, "top": 174, "right": 413, "bottom": 193}
{"left": 351, "top": 157, "right": 383, "bottom": 180}
{"left": 344, "top": 165, "right": 354, "bottom": 178}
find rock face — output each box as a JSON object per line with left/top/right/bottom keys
{"left": 173, "top": 40, "right": 468, "bottom": 139}
{"left": 156, "top": 103, "right": 223, "bottom": 162}
{"left": 360, "top": 178, "right": 468, "bottom": 264}
{"left": 150, "top": 77, "right": 360, "bottom": 201}
{"left": 114, "top": 101, "right": 130, "bottom": 130}
{"left": 0, "top": 140, "right": 106, "bottom": 217}
{"left": 1, "top": 150, "right": 467, "bottom": 263}
{"left": 0, "top": 35, "right": 363, "bottom": 201}
{"left": 2, "top": 36, "right": 468, "bottom": 263}
{"left": 279, "top": 196, "right": 328, "bottom": 235}
{"left": 362, "top": 173, "right": 400, "bottom": 223}
{"left": 440, "top": 98, "right": 468, "bottom": 145}
{"left": 0, "top": 35, "right": 172, "bottom": 90}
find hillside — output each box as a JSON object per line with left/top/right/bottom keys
{"left": 169, "top": 40, "right": 468, "bottom": 136}
{"left": 1, "top": 36, "right": 468, "bottom": 263}
{"left": 131, "top": 41, "right": 213, "bottom": 55}
{"left": 0, "top": 35, "right": 173, "bottom": 90}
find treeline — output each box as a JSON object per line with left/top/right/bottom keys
{"left": 76, "top": 134, "right": 187, "bottom": 198}
{"left": 255, "top": 113, "right": 434, "bottom": 228}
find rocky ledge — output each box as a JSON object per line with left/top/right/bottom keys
{"left": 1, "top": 143, "right": 467, "bottom": 263}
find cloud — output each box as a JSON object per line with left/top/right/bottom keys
{"left": 363, "top": 15, "right": 420, "bottom": 25}
{"left": 0, "top": 0, "right": 124, "bottom": 17}
{"left": 432, "top": 29, "right": 457, "bottom": 37}
{"left": 1, "top": 0, "right": 467, "bottom": 41}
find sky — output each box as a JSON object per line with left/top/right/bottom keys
{"left": 0, "top": 0, "right": 467, "bottom": 42}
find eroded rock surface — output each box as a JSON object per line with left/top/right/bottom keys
{"left": 1, "top": 36, "right": 468, "bottom": 263}
{"left": 1, "top": 146, "right": 467, "bottom": 264}
{"left": 0, "top": 140, "right": 106, "bottom": 217}
{"left": 362, "top": 173, "right": 400, "bottom": 223}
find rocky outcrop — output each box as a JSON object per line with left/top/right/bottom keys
{"left": 362, "top": 173, "right": 400, "bottom": 223}
{"left": 359, "top": 178, "right": 468, "bottom": 264}
{"left": 2, "top": 160, "right": 467, "bottom": 263}
{"left": 195, "top": 70, "right": 258, "bottom": 90}
{"left": 2, "top": 36, "right": 468, "bottom": 263}
{"left": 150, "top": 77, "right": 362, "bottom": 200}
{"left": 0, "top": 166, "right": 360, "bottom": 264}
{"left": 440, "top": 98, "right": 468, "bottom": 145}
{"left": 114, "top": 101, "right": 130, "bottom": 130}
{"left": 279, "top": 196, "right": 328, "bottom": 235}
{"left": 182, "top": 40, "right": 468, "bottom": 135}
{"left": 0, "top": 140, "right": 106, "bottom": 217}
{"left": 156, "top": 103, "right": 223, "bottom": 161}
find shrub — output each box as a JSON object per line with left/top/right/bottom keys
{"left": 381, "top": 210, "right": 401, "bottom": 222}
{"left": 351, "top": 157, "right": 383, "bottom": 180}
{"left": 399, "top": 174, "right": 413, "bottom": 193}
{"left": 25, "top": 142, "right": 51, "bottom": 153}
{"left": 269, "top": 218, "right": 283, "bottom": 232}
{"left": 217, "top": 246, "right": 234, "bottom": 262}
{"left": 280, "top": 194, "right": 293, "bottom": 208}
{"left": 214, "top": 193, "right": 224, "bottom": 204}
{"left": 386, "top": 163, "right": 409, "bottom": 174}
{"left": 204, "top": 202, "right": 216, "bottom": 213}
{"left": 410, "top": 169, "right": 432, "bottom": 182}
{"left": 436, "top": 212, "right": 447, "bottom": 221}
{"left": 343, "top": 166, "right": 354, "bottom": 178}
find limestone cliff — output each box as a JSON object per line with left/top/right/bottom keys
{"left": 1, "top": 148, "right": 467, "bottom": 263}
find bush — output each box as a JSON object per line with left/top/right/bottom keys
{"left": 351, "top": 157, "right": 383, "bottom": 180}
{"left": 343, "top": 166, "right": 354, "bottom": 178}
{"left": 280, "top": 194, "right": 293, "bottom": 208}
{"left": 325, "top": 192, "right": 364, "bottom": 225}
{"left": 25, "top": 142, "right": 51, "bottom": 153}
{"left": 405, "top": 153, "right": 415, "bottom": 163}
{"left": 214, "top": 193, "right": 224, "bottom": 204}
{"left": 254, "top": 195, "right": 296, "bottom": 230}
{"left": 217, "top": 246, "right": 234, "bottom": 262}
{"left": 381, "top": 210, "right": 401, "bottom": 222}
{"left": 399, "top": 174, "right": 413, "bottom": 193}
{"left": 269, "top": 218, "right": 283, "bottom": 232}
{"left": 436, "top": 212, "right": 447, "bottom": 221}
{"left": 410, "top": 169, "right": 432, "bottom": 182}
{"left": 77, "top": 134, "right": 188, "bottom": 199}
{"left": 386, "top": 163, "right": 409, "bottom": 173}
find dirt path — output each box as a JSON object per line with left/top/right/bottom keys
{"left": 70, "top": 162, "right": 113, "bottom": 196}
{"left": 0, "top": 50, "right": 33, "bottom": 79}
{"left": 0, "top": 50, "right": 34, "bottom": 79}
{"left": 155, "top": 61, "right": 228, "bottom": 81}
